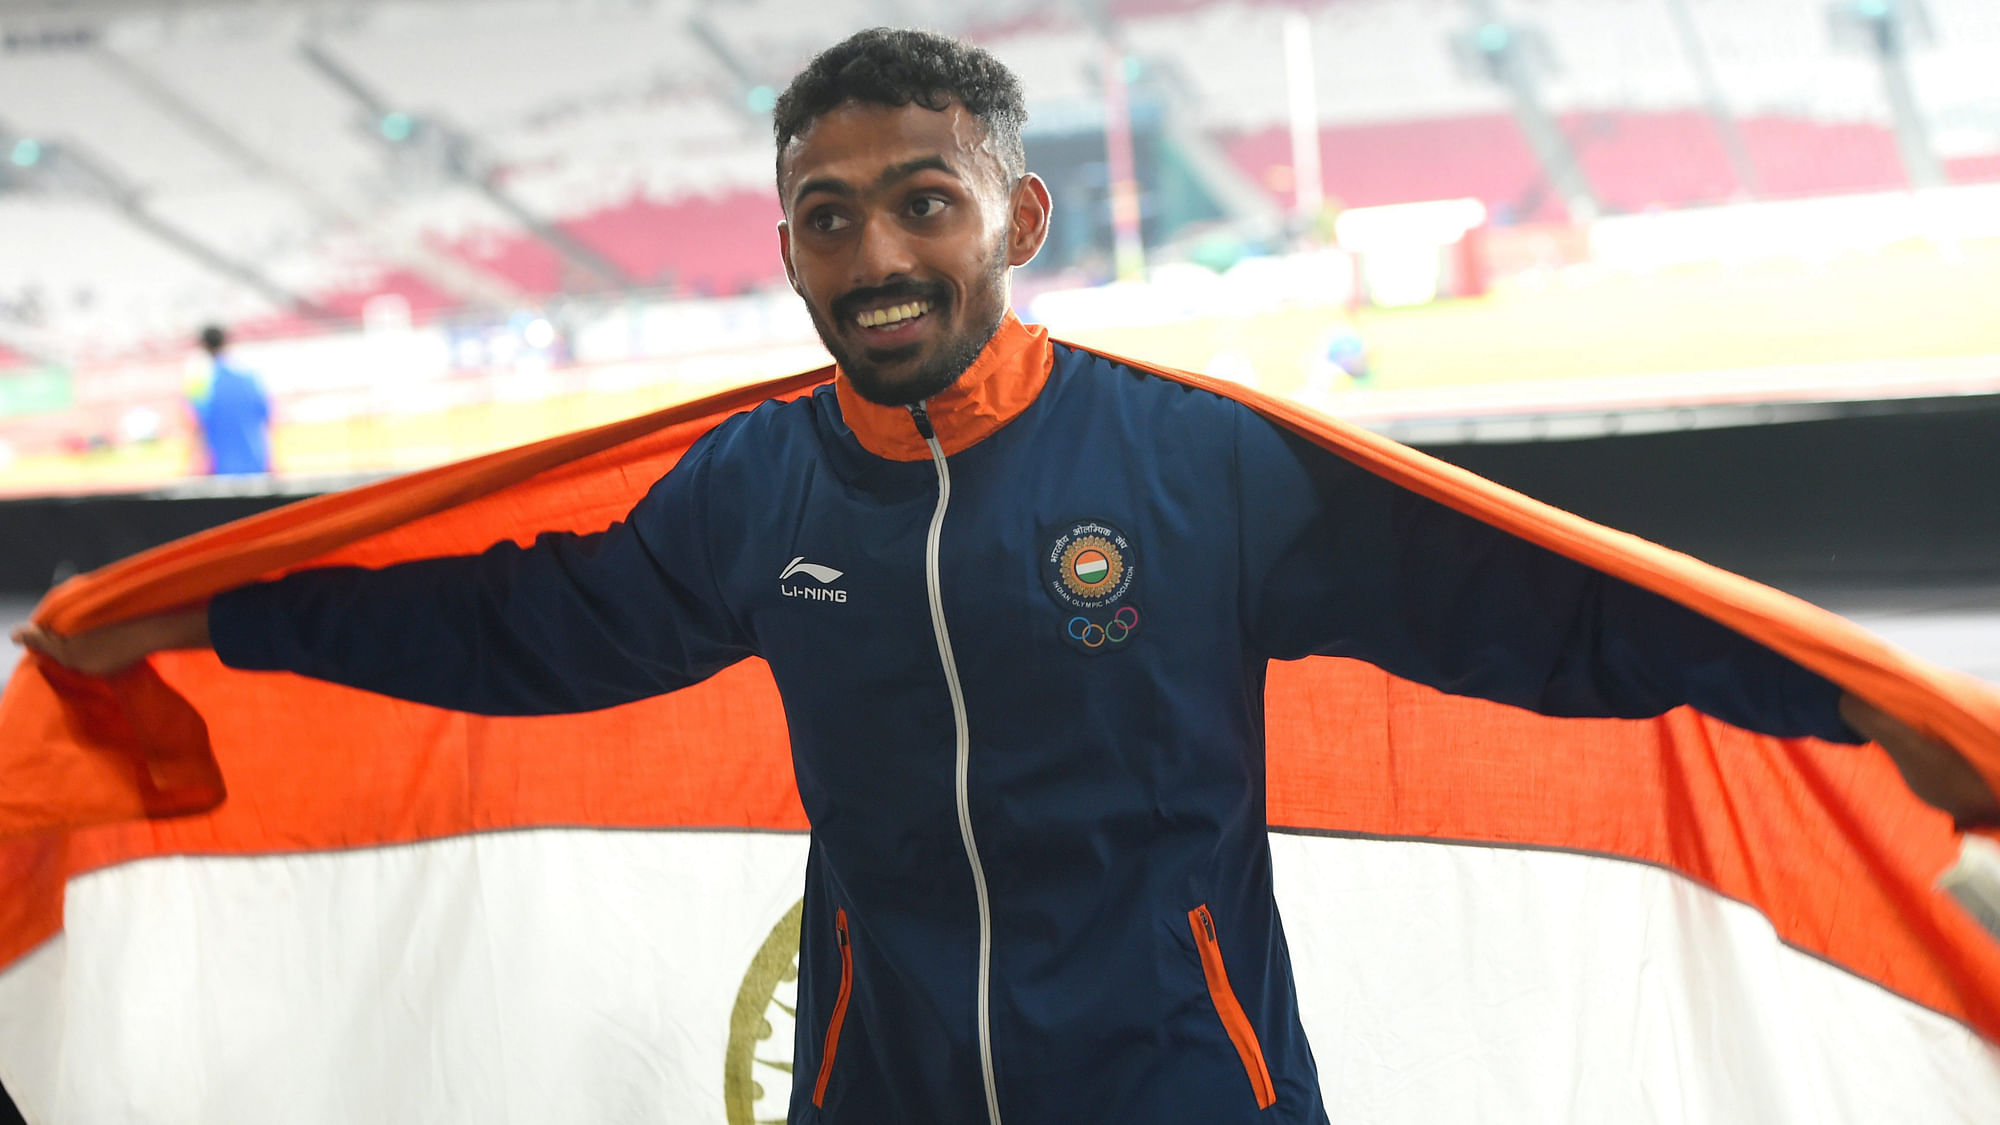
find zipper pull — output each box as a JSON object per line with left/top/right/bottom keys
{"left": 907, "top": 401, "right": 936, "bottom": 442}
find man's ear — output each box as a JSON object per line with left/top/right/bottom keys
{"left": 777, "top": 219, "right": 802, "bottom": 295}
{"left": 1006, "top": 173, "right": 1052, "bottom": 269}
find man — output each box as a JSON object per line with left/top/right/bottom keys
{"left": 186, "top": 324, "right": 272, "bottom": 476}
{"left": 15, "top": 28, "right": 1996, "bottom": 1124}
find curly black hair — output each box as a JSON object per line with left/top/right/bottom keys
{"left": 772, "top": 28, "right": 1027, "bottom": 189}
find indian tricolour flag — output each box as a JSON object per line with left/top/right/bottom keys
{"left": 1073, "top": 549, "right": 1109, "bottom": 585}
{"left": 2, "top": 352, "right": 1999, "bottom": 1123}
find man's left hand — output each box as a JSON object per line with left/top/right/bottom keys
{"left": 1841, "top": 693, "right": 2000, "bottom": 829}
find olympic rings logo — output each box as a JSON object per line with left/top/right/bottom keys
{"left": 1067, "top": 605, "right": 1141, "bottom": 648}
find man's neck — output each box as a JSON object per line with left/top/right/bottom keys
{"left": 834, "top": 313, "right": 1053, "bottom": 461}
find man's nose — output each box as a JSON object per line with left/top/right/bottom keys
{"left": 852, "top": 214, "right": 918, "bottom": 284}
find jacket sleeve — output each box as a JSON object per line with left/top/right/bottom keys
{"left": 1235, "top": 409, "right": 1860, "bottom": 743}
{"left": 208, "top": 430, "right": 754, "bottom": 716}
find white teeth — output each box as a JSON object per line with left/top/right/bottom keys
{"left": 855, "top": 300, "right": 931, "bottom": 329}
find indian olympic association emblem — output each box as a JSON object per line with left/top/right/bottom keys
{"left": 1042, "top": 518, "right": 1142, "bottom": 653}
{"left": 724, "top": 899, "right": 803, "bottom": 1124}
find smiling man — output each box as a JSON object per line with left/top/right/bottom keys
{"left": 774, "top": 37, "right": 1047, "bottom": 410}
{"left": 14, "top": 25, "right": 1998, "bottom": 1125}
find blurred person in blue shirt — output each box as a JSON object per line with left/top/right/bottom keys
{"left": 187, "top": 324, "right": 271, "bottom": 476}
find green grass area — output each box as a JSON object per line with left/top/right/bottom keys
{"left": 6, "top": 236, "right": 1998, "bottom": 494}
{"left": 1064, "top": 236, "right": 2000, "bottom": 396}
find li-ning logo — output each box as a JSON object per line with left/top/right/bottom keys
{"left": 780, "top": 556, "right": 848, "bottom": 603}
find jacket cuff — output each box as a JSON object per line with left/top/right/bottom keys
{"left": 1794, "top": 669, "right": 1868, "bottom": 745}
{"left": 208, "top": 583, "right": 281, "bottom": 671}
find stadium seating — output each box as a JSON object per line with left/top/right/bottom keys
{"left": 1220, "top": 109, "right": 1978, "bottom": 222}
{"left": 0, "top": 0, "right": 1995, "bottom": 362}
{"left": 0, "top": 196, "right": 278, "bottom": 358}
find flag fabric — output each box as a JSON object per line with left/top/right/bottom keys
{"left": 2, "top": 351, "right": 1999, "bottom": 1122}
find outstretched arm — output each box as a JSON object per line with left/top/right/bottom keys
{"left": 13, "top": 607, "right": 211, "bottom": 676}
{"left": 1841, "top": 694, "right": 2000, "bottom": 828}
{"left": 1234, "top": 410, "right": 1998, "bottom": 826}
{"left": 12, "top": 427, "right": 756, "bottom": 716}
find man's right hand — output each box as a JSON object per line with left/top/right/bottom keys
{"left": 10, "top": 608, "right": 212, "bottom": 678}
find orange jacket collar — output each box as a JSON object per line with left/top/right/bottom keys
{"left": 835, "top": 314, "right": 1053, "bottom": 461}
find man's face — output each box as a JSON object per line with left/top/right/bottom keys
{"left": 778, "top": 100, "right": 1049, "bottom": 406}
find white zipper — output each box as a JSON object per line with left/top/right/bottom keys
{"left": 909, "top": 402, "right": 1004, "bottom": 1125}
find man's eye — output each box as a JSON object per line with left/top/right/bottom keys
{"left": 810, "top": 211, "right": 850, "bottom": 233}
{"left": 909, "top": 196, "right": 948, "bottom": 218}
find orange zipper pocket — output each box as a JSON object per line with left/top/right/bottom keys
{"left": 1188, "top": 904, "right": 1277, "bottom": 1110}
{"left": 812, "top": 908, "right": 854, "bottom": 1108}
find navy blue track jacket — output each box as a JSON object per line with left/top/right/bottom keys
{"left": 211, "top": 317, "right": 1857, "bottom": 1123}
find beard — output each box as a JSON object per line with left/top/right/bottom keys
{"left": 810, "top": 235, "right": 1011, "bottom": 408}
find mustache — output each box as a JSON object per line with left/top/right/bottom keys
{"left": 832, "top": 281, "right": 949, "bottom": 323}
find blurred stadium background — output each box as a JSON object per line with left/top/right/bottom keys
{"left": 0, "top": 0, "right": 1997, "bottom": 490}
{"left": 0, "top": 0, "right": 1995, "bottom": 598}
